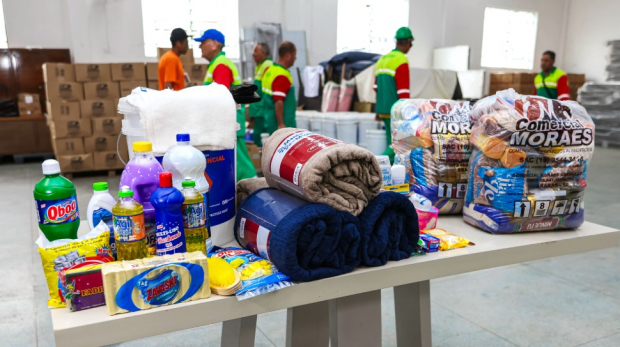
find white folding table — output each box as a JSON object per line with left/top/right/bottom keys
{"left": 50, "top": 217, "right": 620, "bottom": 347}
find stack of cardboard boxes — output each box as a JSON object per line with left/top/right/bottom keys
{"left": 489, "top": 72, "right": 587, "bottom": 100}
{"left": 17, "top": 93, "right": 43, "bottom": 117}
{"left": 44, "top": 63, "right": 129, "bottom": 173}
{"left": 146, "top": 63, "right": 159, "bottom": 90}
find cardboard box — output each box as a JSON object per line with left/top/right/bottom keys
{"left": 45, "top": 81, "right": 84, "bottom": 101}
{"left": 490, "top": 73, "right": 514, "bottom": 84}
{"left": 18, "top": 102, "right": 42, "bottom": 116}
{"left": 84, "top": 135, "right": 127, "bottom": 155}
{"left": 57, "top": 154, "right": 94, "bottom": 172}
{"left": 18, "top": 93, "right": 40, "bottom": 103}
{"left": 50, "top": 119, "right": 92, "bottom": 139}
{"left": 246, "top": 143, "right": 261, "bottom": 170}
{"left": 568, "top": 73, "right": 586, "bottom": 86}
{"left": 119, "top": 80, "right": 146, "bottom": 96}
{"left": 147, "top": 80, "right": 159, "bottom": 90}
{"left": 512, "top": 73, "right": 536, "bottom": 85}
{"left": 188, "top": 64, "right": 207, "bottom": 81}
{"left": 354, "top": 102, "right": 373, "bottom": 113}
{"left": 42, "top": 63, "right": 75, "bottom": 82}
{"left": 52, "top": 138, "right": 86, "bottom": 155}
{"left": 80, "top": 99, "right": 117, "bottom": 118}
{"left": 47, "top": 101, "right": 81, "bottom": 119}
{"left": 157, "top": 48, "right": 195, "bottom": 67}
{"left": 146, "top": 62, "right": 158, "bottom": 80}
{"left": 91, "top": 117, "right": 122, "bottom": 136}
{"left": 111, "top": 63, "right": 146, "bottom": 81}
{"left": 74, "top": 63, "right": 112, "bottom": 82}
{"left": 93, "top": 151, "right": 125, "bottom": 170}
{"left": 83, "top": 82, "right": 120, "bottom": 100}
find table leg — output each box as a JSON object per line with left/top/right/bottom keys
{"left": 221, "top": 315, "right": 257, "bottom": 347}
{"left": 329, "top": 290, "right": 382, "bottom": 347}
{"left": 393, "top": 280, "right": 432, "bottom": 347}
{"left": 285, "top": 301, "right": 330, "bottom": 347}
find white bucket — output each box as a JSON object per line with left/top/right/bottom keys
{"left": 310, "top": 112, "right": 323, "bottom": 134}
{"left": 357, "top": 113, "right": 378, "bottom": 148}
{"left": 322, "top": 112, "right": 337, "bottom": 139}
{"left": 366, "top": 129, "right": 387, "bottom": 155}
{"left": 296, "top": 110, "right": 315, "bottom": 131}
{"left": 336, "top": 113, "right": 359, "bottom": 144}
{"left": 121, "top": 115, "right": 147, "bottom": 160}
{"left": 261, "top": 133, "right": 270, "bottom": 146}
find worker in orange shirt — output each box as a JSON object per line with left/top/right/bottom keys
{"left": 158, "top": 28, "right": 189, "bottom": 91}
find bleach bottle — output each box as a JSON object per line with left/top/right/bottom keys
{"left": 151, "top": 172, "right": 187, "bottom": 255}
{"left": 162, "top": 134, "right": 210, "bottom": 196}
{"left": 87, "top": 182, "right": 117, "bottom": 258}
{"left": 33, "top": 160, "right": 79, "bottom": 241}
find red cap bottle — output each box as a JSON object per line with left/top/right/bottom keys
{"left": 159, "top": 172, "right": 173, "bottom": 188}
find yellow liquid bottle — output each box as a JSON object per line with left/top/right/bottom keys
{"left": 113, "top": 186, "right": 149, "bottom": 261}
{"left": 181, "top": 179, "right": 209, "bottom": 255}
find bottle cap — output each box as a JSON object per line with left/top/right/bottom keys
{"left": 42, "top": 159, "right": 60, "bottom": 175}
{"left": 118, "top": 185, "right": 134, "bottom": 197}
{"left": 182, "top": 178, "right": 196, "bottom": 188}
{"left": 93, "top": 182, "right": 108, "bottom": 191}
{"left": 176, "top": 133, "right": 190, "bottom": 142}
{"left": 133, "top": 141, "right": 152, "bottom": 152}
{"left": 159, "top": 172, "right": 173, "bottom": 188}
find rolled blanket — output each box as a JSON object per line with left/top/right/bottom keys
{"left": 262, "top": 128, "right": 382, "bottom": 216}
{"left": 236, "top": 177, "right": 268, "bottom": 208}
{"left": 358, "top": 191, "right": 420, "bottom": 267}
{"left": 235, "top": 188, "right": 361, "bottom": 282}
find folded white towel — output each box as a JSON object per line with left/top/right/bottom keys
{"left": 118, "top": 84, "right": 237, "bottom": 155}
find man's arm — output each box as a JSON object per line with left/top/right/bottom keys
{"left": 395, "top": 63, "right": 410, "bottom": 99}
{"left": 557, "top": 75, "right": 570, "bottom": 101}
{"left": 275, "top": 100, "right": 285, "bottom": 129}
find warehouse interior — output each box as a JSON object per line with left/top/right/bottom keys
{"left": 2, "top": 0, "right": 620, "bottom": 346}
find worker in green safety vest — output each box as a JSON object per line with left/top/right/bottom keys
{"left": 374, "top": 27, "right": 414, "bottom": 163}
{"left": 195, "top": 29, "right": 256, "bottom": 181}
{"left": 247, "top": 42, "right": 273, "bottom": 147}
{"left": 534, "top": 50, "right": 570, "bottom": 101}
{"left": 262, "top": 41, "right": 298, "bottom": 135}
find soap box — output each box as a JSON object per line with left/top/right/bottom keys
{"left": 59, "top": 264, "right": 106, "bottom": 312}
{"left": 101, "top": 251, "right": 210, "bottom": 315}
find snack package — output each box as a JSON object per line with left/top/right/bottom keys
{"left": 424, "top": 228, "right": 470, "bottom": 251}
{"left": 101, "top": 251, "right": 210, "bottom": 316}
{"left": 36, "top": 222, "right": 114, "bottom": 308}
{"left": 208, "top": 247, "right": 294, "bottom": 300}
{"left": 392, "top": 99, "right": 475, "bottom": 214}
{"left": 464, "top": 89, "right": 594, "bottom": 233}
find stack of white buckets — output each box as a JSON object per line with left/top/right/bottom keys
{"left": 296, "top": 110, "right": 387, "bottom": 154}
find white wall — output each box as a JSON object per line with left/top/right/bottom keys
{"left": 563, "top": 0, "right": 620, "bottom": 83}
{"left": 3, "top": 0, "right": 71, "bottom": 48}
{"left": 407, "top": 0, "right": 445, "bottom": 69}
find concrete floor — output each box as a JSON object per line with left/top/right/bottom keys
{"left": 1, "top": 147, "right": 619, "bottom": 347}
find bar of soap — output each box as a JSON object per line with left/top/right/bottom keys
{"left": 102, "top": 251, "right": 210, "bottom": 315}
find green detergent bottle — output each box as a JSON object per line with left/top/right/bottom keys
{"left": 33, "top": 160, "right": 80, "bottom": 241}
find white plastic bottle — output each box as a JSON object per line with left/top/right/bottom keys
{"left": 162, "top": 134, "right": 210, "bottom": 196}
{"left": 87, "top": 182, "right": 117, "bottom": 258}
{"left": 391, "top": 164, "right": 406, "bottom": 185}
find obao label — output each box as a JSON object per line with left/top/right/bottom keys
{"left": 270, "top": 131, "right": 342, "bottom": 187}
{"left": 36, "top": 196, "right": 79, "bottom": 225}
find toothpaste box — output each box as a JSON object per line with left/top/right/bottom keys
{"left": 420, "top": 232, "right": 440, "bottom": 253}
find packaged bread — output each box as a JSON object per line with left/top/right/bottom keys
{"left": 392, "top": 99, "right": 475, "bottom": 214}
{"left": 464, "top": 89, "right": 594, "bottom": 233}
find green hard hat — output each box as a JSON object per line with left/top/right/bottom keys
{"left": 395, "top": 27, "right": 414, "bottom": 40}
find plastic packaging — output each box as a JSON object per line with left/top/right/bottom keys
{"left": 464, "top": 89, "right": 594, "bottom": 233}
{"left": 181, "top": 179, "right": 210, "bottom": 254}
{"left": 424, "top": 228, "right": 470, "bottom": 251}
{"left": 376, "top": 155, "right": 392, "bottom": 186}
{"left": 162, "top": 134, "right": 210, "bottom": 196}
{"left": 113, "top": 186, "right": 148, "bottom": 261}
{"left": 208, "top": 247, "right": 294, "bottom": 300}
{"left": 120, "top": 141, "right": 163, "bottom": 255}
{"left": 87, "top": 182, "right": 117, "bottom": 259}
{"left": 392, "top": 99, "right": 475, "bottom": 214}
{"left": 33, "top": 159, "right": 80, "bottom": 241}
{"left": 36, "top": 221, "right": 114, "bottom": 308}
{"left": 409, "top": 193, "right": 439, "bottom": 230}
{"left": 151, "top": 172, "right": 187, "bottom": 255}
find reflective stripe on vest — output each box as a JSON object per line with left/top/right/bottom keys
{"left": 374, "top": 49, "right": 408, "bottom": 76}
{"left": 204, "top": 51, "right": 241, "bottom": 86}
{"left": 534, "top": 67, "right": 566, "bottom": 91}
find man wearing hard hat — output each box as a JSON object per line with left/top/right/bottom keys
{"left": 374, "top": 27, "right": 413, "bottom": 163}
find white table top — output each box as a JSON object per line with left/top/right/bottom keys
{"left": 51, "top": 217, "right": 620, "bottom": 347}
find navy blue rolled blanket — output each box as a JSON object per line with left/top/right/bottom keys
{"left": 235, "top": 188, "right": 361, "bottom": 282}
{"left": 358, "top": 191, "right": 420, "bottom": 267}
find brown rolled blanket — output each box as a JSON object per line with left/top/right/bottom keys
{"left": 236, "top": 177, "right": 269, "bottom": 208}
{"left": 261, "top": 128, "right": 382, "bottom": 216}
